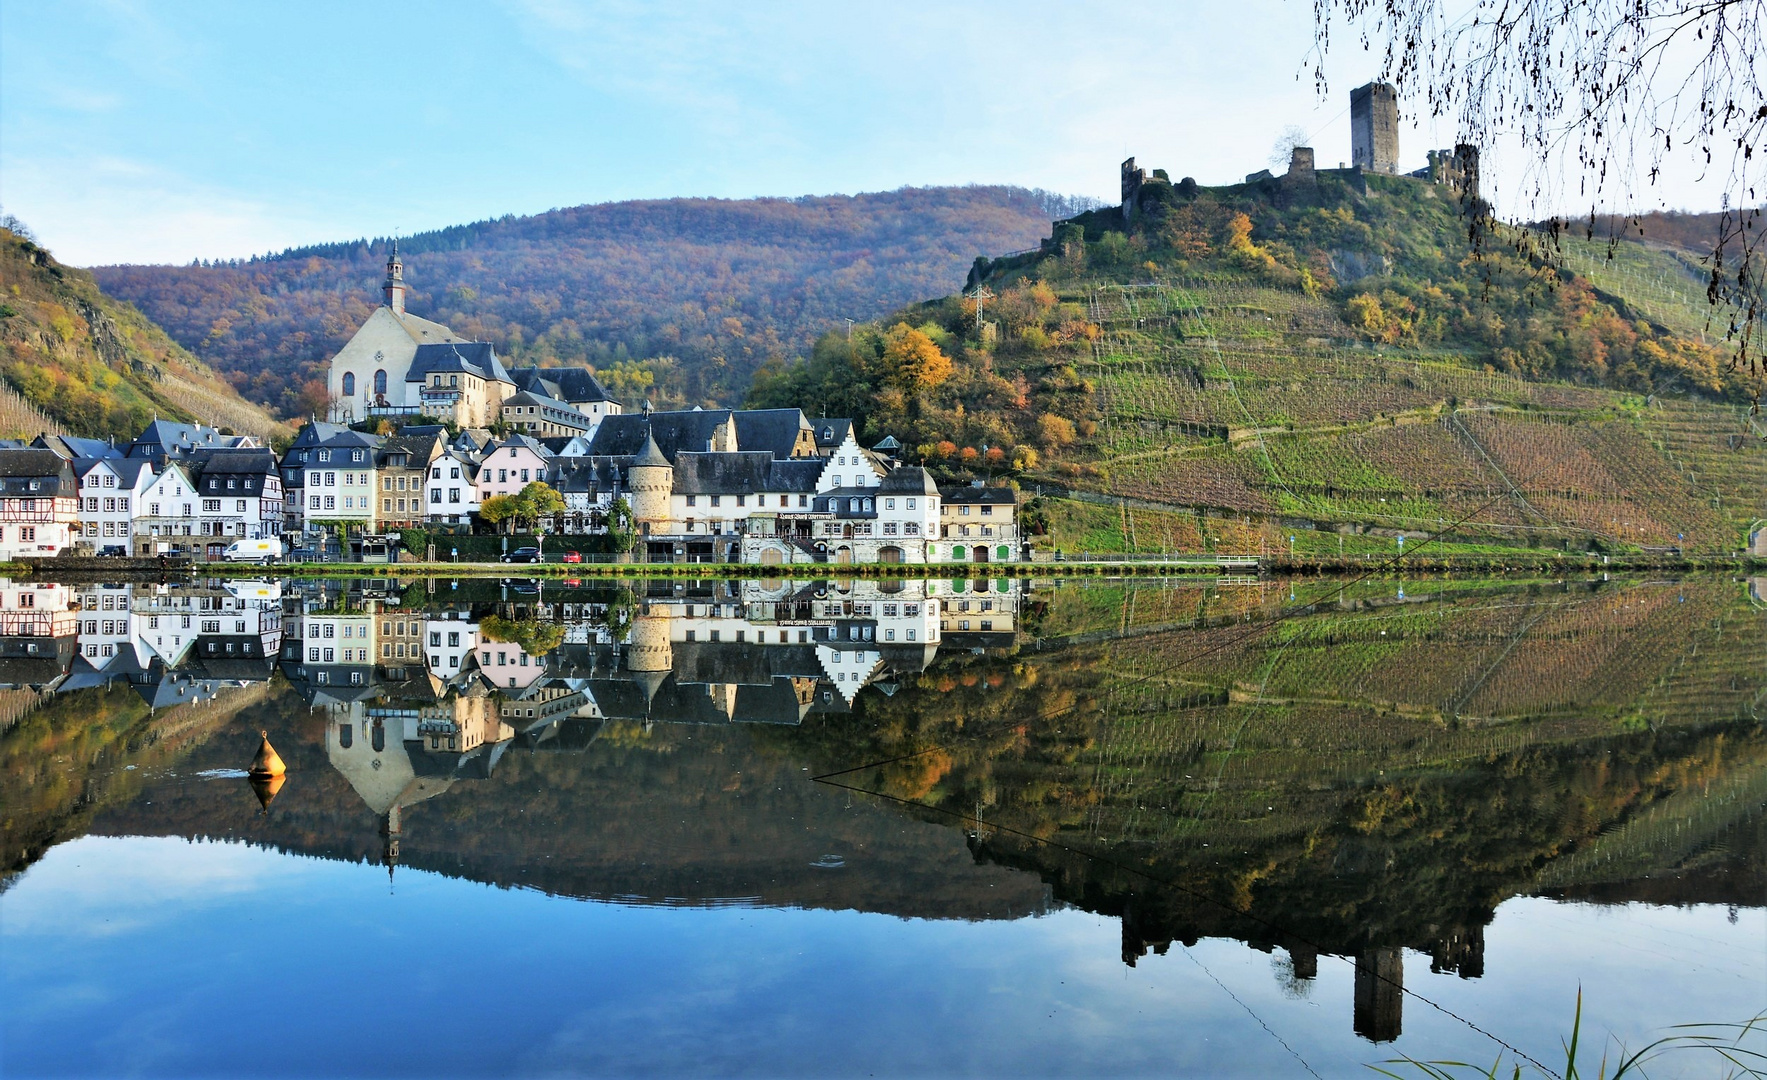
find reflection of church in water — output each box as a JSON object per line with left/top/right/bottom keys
{"left": 278, "top": 576, "right": 1021, "bottom": 872}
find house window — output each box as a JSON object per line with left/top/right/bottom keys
{"left": 886, "top": 499, "right": 895, "bottom": 510}
{"left": 710, "top": 495, "right": 721, "bottom": 507}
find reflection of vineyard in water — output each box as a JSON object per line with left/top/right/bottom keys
{"left": 1068, "top": 278, "right": 1767, "bottom": 550}
{"left": 825, "top": 577, "right": 1764, "bottom": 890}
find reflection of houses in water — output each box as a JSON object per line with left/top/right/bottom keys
{"left": 283, "top": 578, "right": 959, "bottom": 860}
{"left": 0, "top": 578, "right": 280, "bottom": 702}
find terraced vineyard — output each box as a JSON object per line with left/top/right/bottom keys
{"left": 1047, "top": 278, "right": 1767, "bottom": 552}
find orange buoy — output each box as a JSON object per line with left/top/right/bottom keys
{"left": 249, "top": 730, "right": 286, "bottom": 778}
{"left": 249, "top": 771, "right": 286, "bottom": 810}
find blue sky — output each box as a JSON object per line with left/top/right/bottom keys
{"left": 0, "top": 1, "right": 1727, "bottom": 266}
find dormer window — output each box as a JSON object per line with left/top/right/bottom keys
{"left": 822, "top": 428, "right": 832, "bottom": 440}
{"left": 318, "top": 450, "right": 331, "bottom": 463}
{"left": 352, "top": 450, "right": 365, "bottom": 463}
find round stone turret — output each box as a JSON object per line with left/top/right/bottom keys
{"left": 626, "top": 612, "right": 672, "bottom": 673}
{"left": 629, "top": 429, "right": 672, "bottom": 526}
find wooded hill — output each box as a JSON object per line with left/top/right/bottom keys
{"left": 748, "top": 169, "right": 1767, "bottom": 553}
{"left": 0, "top": 225, "right": 288, "bottom": 444}
{"left": 92, "top": 186, "right": 1093, "bottom": 418}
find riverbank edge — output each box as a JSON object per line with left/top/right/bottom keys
{"left": 3, "top": 553, "right": 1760, "bottom": 580}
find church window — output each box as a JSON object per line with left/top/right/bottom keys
{"left": 342, "top": 373, "right": 356, "bottom": 396}
{"left": 373, "top": 369, "right": 387, "bottom": 396}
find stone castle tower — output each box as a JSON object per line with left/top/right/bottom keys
{"left": 629, "top": 427, "right": 672, "bottom": 527}
{"left": 1350, "top": 82, "right": 1399, "bottom": 174}
{"left": 382, "top": 244, "right": 406, "bottom": 315}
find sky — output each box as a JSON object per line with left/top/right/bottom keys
{"left": 0, "top": 0, "right": 1733, "bottom": 267}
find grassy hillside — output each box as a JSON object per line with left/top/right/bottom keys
{"left": 0, "top": 227, "right": 288, "bottom": 444}
{"left": 751, "top": 171, "right": 1767, "bottom": 553}
{"left": 91, "top": 186, "right": 1095, "bottom": 417}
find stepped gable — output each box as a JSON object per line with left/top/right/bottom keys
{"left": 406, "top": 342, "right": 511, "bottom": 385}
{"left": 587, "top": 410, "right": 734, "bottom": 460}
{"left": 879, "top": 465, "right": 938, "bottom": 495}
{"left": 671, "top": 451, "right": 777, "bottom": 495}
{"left": 508, "top": 366, "right": 619, "bottom": 405}
{"left": 732, "top": 408, "right": 815, "bottom": 459}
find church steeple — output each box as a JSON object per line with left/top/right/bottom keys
{"left": 382, "top": 241, "right": 406, "bottom": 315}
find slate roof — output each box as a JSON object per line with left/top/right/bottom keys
{"left": 586, "top": 410, "right": 733, "bottom": 460}
{"left": 489, "top": 433, "right": 553, "bottom": 459}
{"left": 671, "top": 451, "right": 776, "bottom": 495}
{"left": 0, "top": 448, "right": 76, "bottom": 493}
{"left": 768, "top": 459, "right": 824, "bottom": 493}
{"left": 878, "top": 466, "right": 938, "bottom": 495}
{"left": 128, "top": 420, "right": 250, "bottom": 462}
{"left": 35, "top": 434, "right": 120, "bottom": 460}
{"left": 732, "top": 409, "right": 811, "bottom": 459}
{"left": 810, "top": 418, "right": 852, "bottom": 451}
{"left": 192, "top": 448, "right": 278, "bottom": 476}
{"left": 509, "top": 366, "right": 618, "bottom": 404}
{"left": 632, "top": 430, "right": 671, "bottom": 468}
{"left": 75, "top": 456, "right": 153, "bottom": 487}
{"left": 289, "top": 420, "right": 353, "bottom": 447}
{"left": 939, "top": 485, "right": 1018, "bottom": 505}
{"left": 405, "top": 342, "right": 512, "bottom": 385}
{"left": 377, "top": 433, "right": 443, "bottom": 467}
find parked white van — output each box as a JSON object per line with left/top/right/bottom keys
{"left": 222, "top": 538, "right": 283, "bottom": 563}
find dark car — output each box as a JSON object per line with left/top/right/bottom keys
{"left": 501, "top": 546, "right": 542, "bottom": 564}
{"left": 96, "top": 545, "right": 128, "bottom": 558}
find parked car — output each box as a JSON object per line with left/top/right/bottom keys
{"left": 501, "top": 546, "right": 542, "bottom": 564}
{"left": 96, "top": 545, "right": 127, "bottom": 558}
{"left": 223, "top": 538, "right": 284, "bottom": 564}
{"left": 560, "top": 550, "right": 582, "bottom": 563}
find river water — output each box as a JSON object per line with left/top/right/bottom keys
{"left": 3, "top": 574, "right": 1763, "bottom": 1077}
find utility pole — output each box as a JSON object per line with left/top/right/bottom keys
{"left": 966, "top": 285, "right": 995, "bottom": 335}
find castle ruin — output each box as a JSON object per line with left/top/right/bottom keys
{"left": 1350, "top": 81, "right": 1399, "bottom": 174}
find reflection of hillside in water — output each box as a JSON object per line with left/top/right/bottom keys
{"left": 6, "top": 574, "right": 1763, "bottom": 1041}
{"left": 794, "top": 576, "right": 1767, "bottom": 1040}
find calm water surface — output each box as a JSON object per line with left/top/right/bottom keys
{"left": 3, "top": 574, "right": 1763, "bottom": 1077}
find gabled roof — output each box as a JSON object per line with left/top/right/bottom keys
{"left": 878, "top": 465, "right": 938, "bottom": 495}
{"left": 289, "top": 420, "right": 353, "bottom": 447}
{"left": 406, "top": 342, "right": 512, "bottom": 385}
{"left": 35, "top": 434, "right": 120, "bottom": 460}
{"left": 732, "top": 409, "right": 811, "bottom": 459}
{"left": 488, "top": 433, "right": 553, "bottom": 459}
{"left": 128, "top": 420, "right": 251, "bottom": 461}
{"left": 509, "top": 366, "right": 618, "bottom": 404}
{"left": 586, "top": 410, "right": 733, "bottom": 460}
{"left": 377, "top": 433, "right": 443, "bottom": 465}
{"left": 811, "top": 418, "right": 853, "bottom": 449}
{"left": 75, "top": 456, "right": 153, "bottom": 487}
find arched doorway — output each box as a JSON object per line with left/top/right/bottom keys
{"left": 879, "top": 545, "right": 902, "bottom": 564}
{"left": 972, "top": 545, "right": 989, "bottom": 563}
{"left": 843, "top": 523, "right": 854, "bottom": 539}
{"left": 760, "top": 547, "right": 782, "bottom": 565}
{"left": 835, "top": 546, "right": 853, "bottom": 565}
